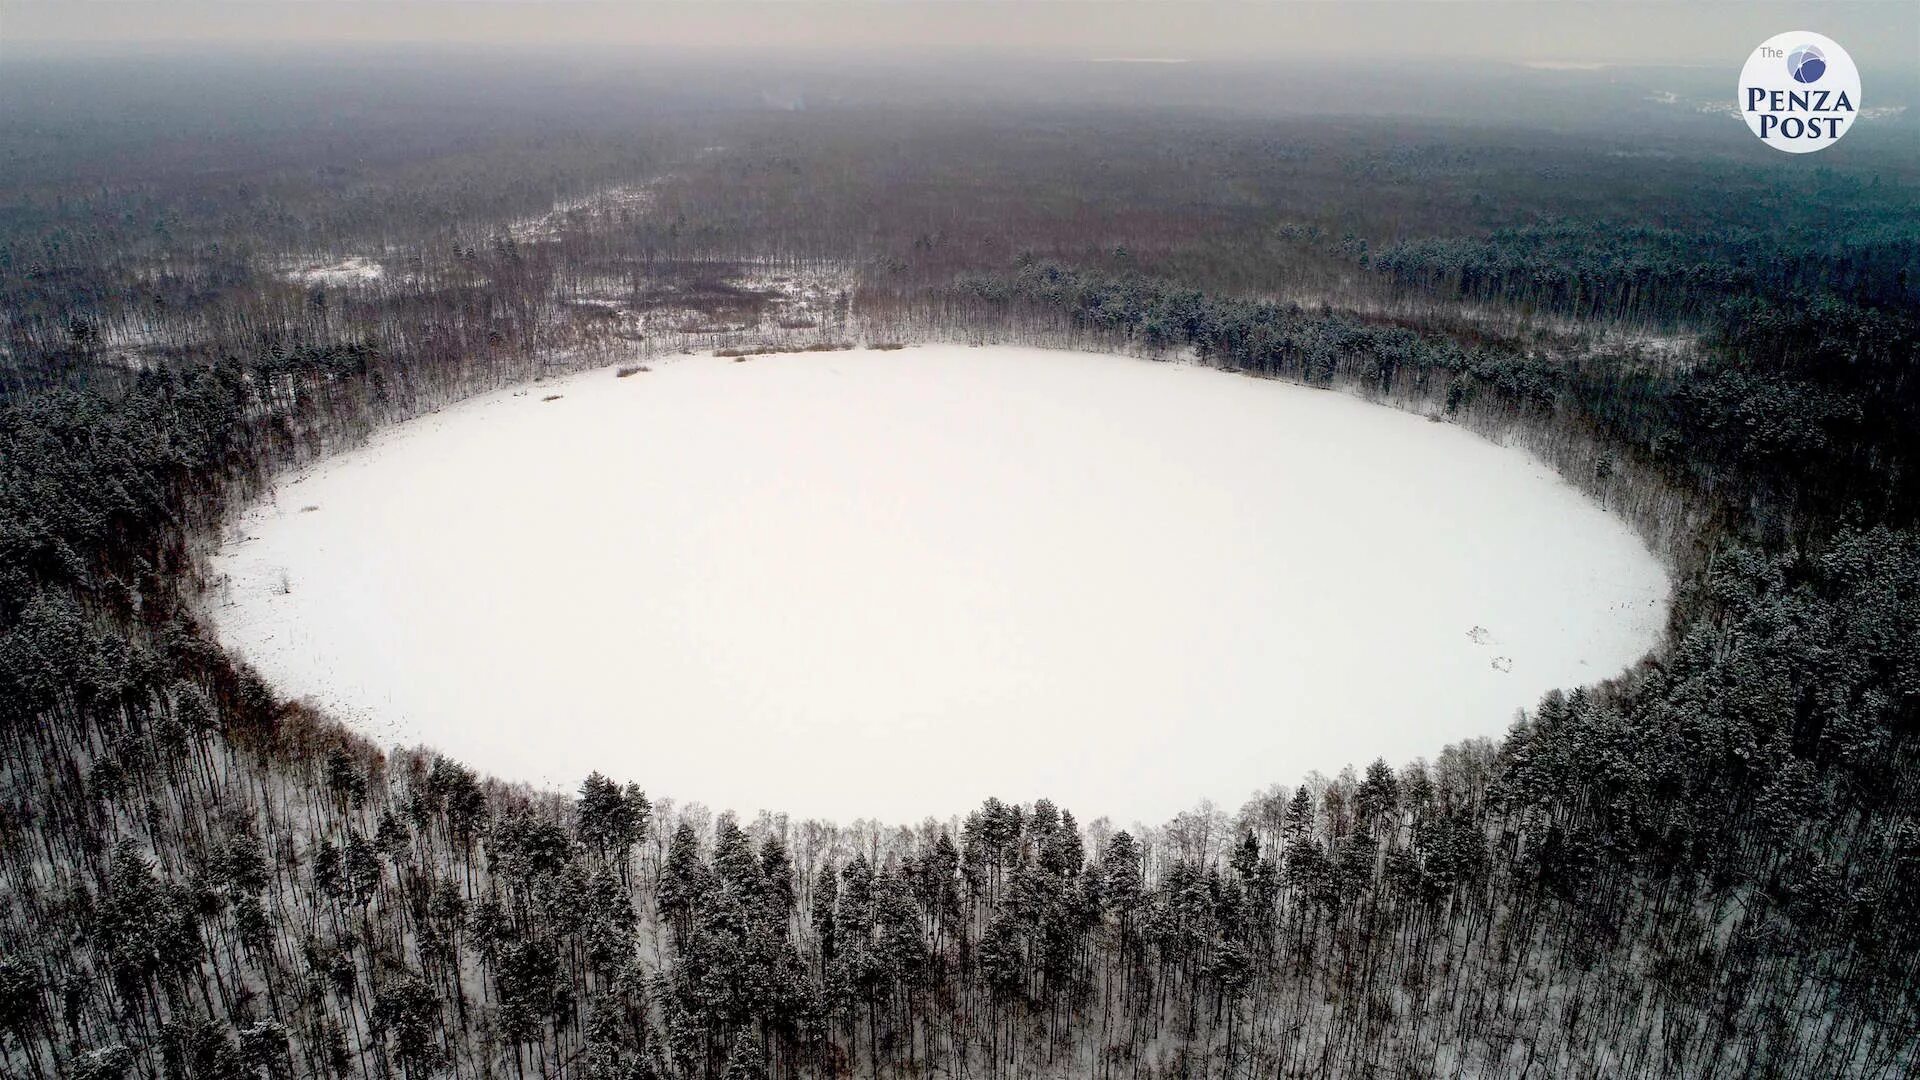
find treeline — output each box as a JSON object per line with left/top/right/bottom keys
{"left": 961, "top": 258, "right": 1920, "bottom": 539}
{"left": 1372, "top": 218, "right": 1920, "bottom": 327}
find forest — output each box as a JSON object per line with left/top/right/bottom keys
{"left": 2, "top": 47, "right": 1920, "bottom": 1079}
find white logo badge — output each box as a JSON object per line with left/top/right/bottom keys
{"left": 1738, "top": 31, "right": 1861, "bottom": 153}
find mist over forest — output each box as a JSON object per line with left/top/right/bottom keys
{"left": 3, "top": 20, "right": 1920, "bottom": 1080}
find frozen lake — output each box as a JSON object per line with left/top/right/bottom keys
{"left": 209, "top": 345, "right": 1668, "bottom": 824}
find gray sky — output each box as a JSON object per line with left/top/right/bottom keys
{"left": 5, "top": 2, "right": 1916, "bottom": 72}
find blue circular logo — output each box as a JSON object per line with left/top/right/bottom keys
{"left": 1741, "top": 32, "right": 1860, "bottom": 153}
{"left": 1788, "top": 44, "right": 1826, "bottom": 84}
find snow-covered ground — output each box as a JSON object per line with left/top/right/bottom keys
{"left": 283, "top": 256, "right": 385, "bottom": 287}
{"left": 508, "top": 185, "right": 658, "bottom": 244}
{"left": 558, "top": 262, "right": 854, "bottom": 341}
{"left": 207, "top": 345, "right": 1668, "bottom": 825}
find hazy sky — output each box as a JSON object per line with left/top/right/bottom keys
{"left": 6, "top": 2, "right": 1917, "bottom": 72}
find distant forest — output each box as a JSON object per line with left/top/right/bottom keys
{"left": 2, "top": 53, "right": 1919, "bottom": 1078}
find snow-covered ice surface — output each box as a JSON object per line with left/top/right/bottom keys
{"left": 208, "top": 345, "right": 1668, "bottom": 824}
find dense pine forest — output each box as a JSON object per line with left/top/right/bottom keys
{"left": 3, "top": 50, "right": 1920, "bottom": 1079}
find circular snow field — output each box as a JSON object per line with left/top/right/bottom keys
{"left": 209, "top": 345, "right": 1668, "bottom": 824}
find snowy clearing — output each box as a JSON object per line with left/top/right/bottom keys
{"left": 283, "top": 256, "right": 385, "bottom": 287}
{"left": 508, "top": 184, "right": 658, "bottom": 244}
{"left": 208, "top": 345, "right": 1668, "bottom": 824}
